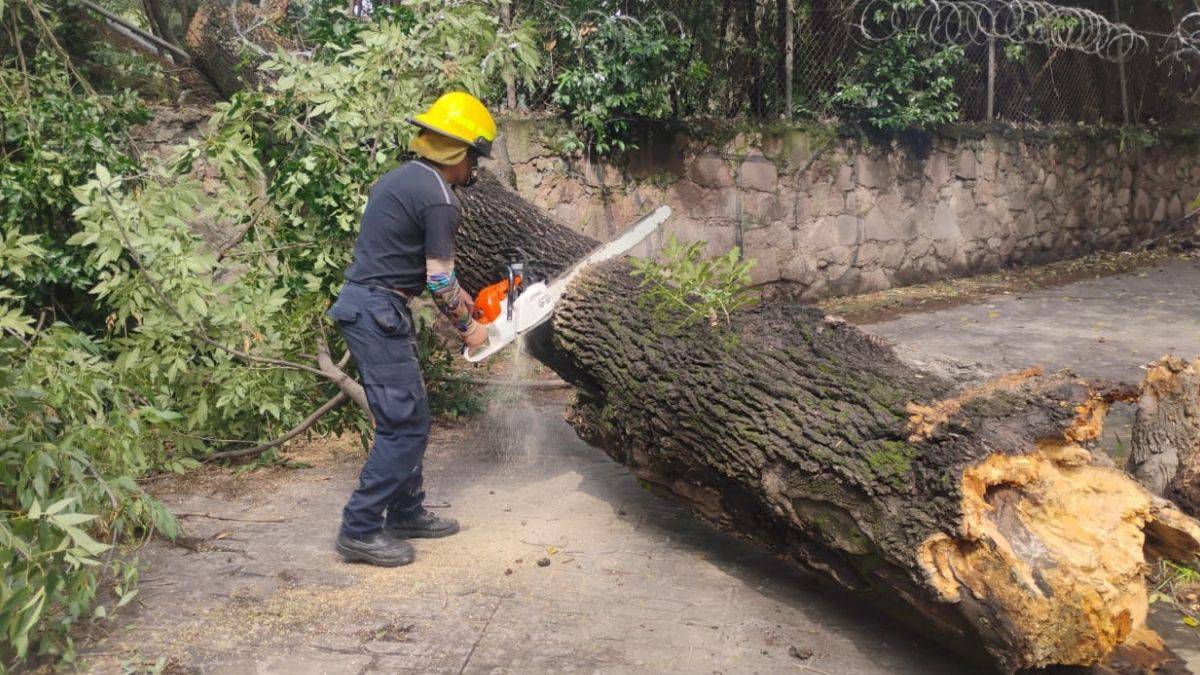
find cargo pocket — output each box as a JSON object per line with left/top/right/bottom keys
{"left": 361, "top": 359, "right": 427, "bottom": 398}
{"left": 366, "top": 293, "right": 412, "bottom": 337}
{"left": 364, "top": 370, "right": 431, "bottom": 432}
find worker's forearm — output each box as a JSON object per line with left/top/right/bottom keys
{"left": 425, "top": 258, "right": 478, "bottom": 335}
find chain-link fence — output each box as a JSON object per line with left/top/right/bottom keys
{"left": 1120, "top": 16, "right": 1200, "bottom": 125}
{"left": 785, "top": 0, "right": 1198, "bottom": 125}
{"left": 954, "top": 42, "right": 1112, "bottom": 124}
{"left": 513, "top": 0, "right": 1200, "bottom": 127}
{"left": 949, "top": 2, "right": 1200, "bottom": 125}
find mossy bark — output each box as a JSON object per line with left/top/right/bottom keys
{"left": 457, "top": 172, "right": 1200, "bottom": 672}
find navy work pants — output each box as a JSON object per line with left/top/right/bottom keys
{"left": 327, "top": 282, "right": 431, "bottom": 539}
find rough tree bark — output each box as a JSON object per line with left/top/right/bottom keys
{"left": 1128, "top": 356, "right": 1200, "bottom": 513}
{"left": 456, "top": 172, "right": 1200, "bottom": 672}
{"left": 183, "top": 0, "right": 292, "bottom": 98}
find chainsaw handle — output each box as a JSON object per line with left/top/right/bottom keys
{"left": 462, "top": 339, "right": 504, "bottom": 363}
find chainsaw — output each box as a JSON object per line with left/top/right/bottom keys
{"left": 462, "top": 205, "right": 671, "bottom": 362}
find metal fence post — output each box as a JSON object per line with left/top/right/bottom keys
{"left": 987, "top": 36, "right": 996, "bottom": 122}
{"left": 1111, "top": 0, "right": 1130, "bottom": 124}
{"left": 785, "top": 0, "right": 795, "bottom": 121}
{"left": 1117, "top": 58, "right": 1130, "bottom": 124}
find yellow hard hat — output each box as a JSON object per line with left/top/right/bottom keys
{"left": 410, "top": 92, "right": 497, "bottom": 159}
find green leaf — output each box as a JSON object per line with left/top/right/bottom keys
{"left": 116, "top": 589, "right": 139, "bottom": 608}
{"left": 45, "top": 497, "right": 75, "bottom": 516}
{"left": 64, "top": 526, "right": 111, "bottom": 556}
{"left": 13, "top": 588, "right": 47, "bottom": 654}
{"left": 52, "top": 513, "right": 99, "bottom": 527}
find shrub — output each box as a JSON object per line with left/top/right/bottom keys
{"left": 0, "top": 61, "right": 149, "bottom": 322}
{"left": 829, "top": 1, "right": 964, "bottom": 133}
{"left": 550, "top": 11, "right": 698, "bottom": 154}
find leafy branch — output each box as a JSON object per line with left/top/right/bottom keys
{"left": 1, "top": 1, "right": 535, "bottom": 660}
{"left": 630, "top": 236, "right": 759, "bottom": 335}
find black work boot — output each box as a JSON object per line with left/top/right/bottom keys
{"left": 335, "top": 532, "right": 416, "bottom": 567}
{"left": 384, "top": 507, "right": 460, "bottom": 539}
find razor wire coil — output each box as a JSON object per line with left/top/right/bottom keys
{"left": 852, "top": 0, "right": 1147, "bottom": 62}
{"left": 1163, "top": 12, "right": 1200, "bottom": 61}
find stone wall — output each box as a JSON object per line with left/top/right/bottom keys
{"left": 481, "top": 118, "right": 1200, "bottom": 298}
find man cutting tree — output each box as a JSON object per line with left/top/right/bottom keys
{"left": 326, "top": 92, "right": 495, "bottom": 567}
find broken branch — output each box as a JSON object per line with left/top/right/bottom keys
{"left": 205, "top": 391, "right": 348, "bottom": 461}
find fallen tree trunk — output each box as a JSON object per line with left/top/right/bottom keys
{"left": 456, "top": 171, "right": 1200, "bottom": 672}
{"left": 1128, "top": 356, "right": 1200, "bottom": 513}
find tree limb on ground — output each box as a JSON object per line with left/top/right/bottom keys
{"left": 175, "top": 511, "right": 293, "bottom": 522}
{"left": 205, "top": 391, "right": 348, "bottom": 461}
{"left": 442, "top": 376, "right": 571, "bottom": 389}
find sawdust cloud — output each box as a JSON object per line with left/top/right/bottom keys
{"left": 477, "top": 336, "right": 555, "bottom": 469}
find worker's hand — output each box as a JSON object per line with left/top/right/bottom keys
{"left": 462, "top": 321, "right": 487, "bottom": 350}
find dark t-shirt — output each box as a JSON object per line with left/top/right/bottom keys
{"left": 344, "top": 159, "right": 460, "bottom": 294}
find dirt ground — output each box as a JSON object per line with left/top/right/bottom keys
{"left": 77, "top": 390, "right": 964, "bottom": 674}
{"left": 76, "top": 256, "right": 1200, "bottom": 674}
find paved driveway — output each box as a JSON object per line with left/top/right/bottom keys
{"left": 867, "top": 258, "right": 1200, "bottom": 384}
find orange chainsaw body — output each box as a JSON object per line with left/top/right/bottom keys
{"left": 472, "top": 275, "right": 522, "bottom": 324}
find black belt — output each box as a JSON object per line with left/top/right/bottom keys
{"left": 347, "top": 280, "right": 417, "bottom": 303}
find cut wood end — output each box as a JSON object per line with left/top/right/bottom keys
{"left": 917, "top": 443, "right": 1200, "bottom": 670}
{"left": 1143, "top": 355, "right": 1196, "bottom": 388}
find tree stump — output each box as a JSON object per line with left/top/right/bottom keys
{"left": 1128, "top": 356, "right": 1200, "bottom": 513}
